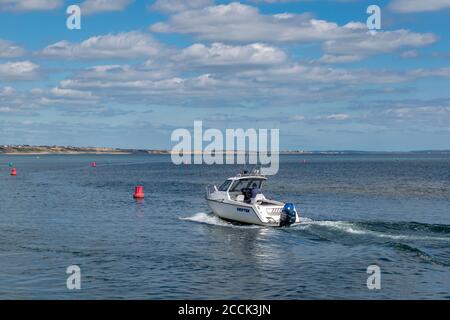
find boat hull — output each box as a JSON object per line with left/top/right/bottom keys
{"left": 206, "top": 199, "right": 278, "bottom": 226}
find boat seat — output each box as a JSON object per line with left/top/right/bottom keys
{"left": 236, "top": 194, "right": 245, "bottom": 202}
{"left": 251, "top": 193, "right": 265, "bottom": 204}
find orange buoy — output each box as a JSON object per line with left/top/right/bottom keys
{"left": 133, "top": 186, "right": 145, "bottom": 199}
{"left": 91, "top": 161, "right": 97, "bottom": 167}
{"left": 11, "top": 168, "right": 17, "bottom": 176}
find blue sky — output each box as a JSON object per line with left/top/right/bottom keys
{"left": 0, "top": 0, "right": 449, "bottom": 151}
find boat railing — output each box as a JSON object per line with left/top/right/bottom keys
{"left": 238, "top": 166, "right": 265, "bottom": 177}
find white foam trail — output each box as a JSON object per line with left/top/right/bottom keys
{"left": 298, "top": 216, "right": 314, "bottom": 224}
{"left": 179, "top": 212, "right": 261, "bottom": 229}
{"left": 180, "top": 212, "right": 230, "bottom": 227}
{"left": 299, "top": 219, "right": 450, "bottom": 242}
{"left": 181, "top": 213, "right": 450, "bottom": 241}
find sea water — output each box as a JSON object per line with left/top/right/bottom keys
{"left": 0, "top": 154, "right": 449, "bottom": 299}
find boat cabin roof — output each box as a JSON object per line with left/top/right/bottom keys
{"left": 228, "top": 175, "right": 266, "bottom": 181}
{"left": 229, "top": 169, "right": 267, "bottom": 181}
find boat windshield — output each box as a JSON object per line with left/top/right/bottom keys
{"left": 218, "top": 179, "right": 233, "bottom": 191}
{"left": 229, "top": 179, "right": 263, "bottom": 192}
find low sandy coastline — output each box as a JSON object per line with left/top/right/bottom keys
{"left": 0, "top": 146, "right": 136, "bottom": 155}
{"left": 2, "top": 152, "right": 132, "bottom": 155}
{"left": 2, "top": 146, "right": 449, "bottom": 155}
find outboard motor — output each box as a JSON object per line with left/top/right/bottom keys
{"left": 279, "top": 203, "right": 297, "bottom": 227}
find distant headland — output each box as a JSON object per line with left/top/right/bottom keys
{"left": 0, "top": 145, "right": 168, "bottom": 155}
{"left": 1, "top": 145, "right": 449, "bottom": 155}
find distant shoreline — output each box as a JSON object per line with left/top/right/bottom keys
{"left": 1, "top": 145, "right": 449, "bottom": 155}
{"left": 0, "top": 146, "right": 135, "bottom": 155}
{"left": 2, "top": 152, "right": 132, "bottom": 155}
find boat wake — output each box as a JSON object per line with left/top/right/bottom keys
{"left": 181, "top": 212, "right": 450, "bottom": 243}
{"left": 296, "top": 219, "right": 450, "bottom": 242}
{"left": 181, "top": 212, "right": 450, "bottom": 265}
{"left": 390, "top": 242, "right": 449, "bottom": 266}
{"left": 180, "top": 212, "right": 229, "bottom": 226}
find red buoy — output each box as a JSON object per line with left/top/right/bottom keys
{"left": 11, "top": 168, "right": 17, "bottom": 176}
{"left": 91, "top": 162, "right": 97, "bottom": 167}
{"left": 133, "top": 186, "right": 145, "bottom": 199}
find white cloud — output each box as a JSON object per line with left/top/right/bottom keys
{"left": 318, "top": 54, "right": 364, "bottom": 64}
{"left": 322, "top": 29, "right": 437, "bottom": 60}
{"left": 0, "top": 84, "right": 101, "bottom": 115}
{"left": 400, "top": 50, "right": 419, "bottom": 58}
{"left": 77, "top": 64, "right": 175, "bottom": 81}
{"left": 325, "top": 113, "right": 349, "bottom": 120}
{"left": 5, "top": 59, "right": 450, "bottom": 120}
{"left": 290, "top": 113, "right": 350, "bottom": 122}
{"left": 59, "top": 74, "right": 223, "bottom": 92}
{"left": 0, "top": 86, "right": 16, "bottom": 95}
{"left": 0, "top": 0, "right": 132, "bottom": 14}
{"left": 0, "top": 106, "right": 14, "bottom": 113}
{"left": 0, "top": 86, "right": 37, "bottom": 114}
{"left": 150, "top": 2, "right": 437, "bottom": 63}
{"left": 45, "top": 57, "right": 450, "bottom": 113}
{"left": 285, "top": 113, "right": 355, "bottom": 124}
{"left": 151, "top": 0, "right": 212, "bottom": 13}
{"left": 0, "top": 0, "right": 62, "bottom": 12}
{"left": 384, "top": 106, "right": 450, "bottom": 118}
{"left": 390, "top": 0, "right": 450, "bottom": 13}
{"left": 80, "top": 0, "right": 133, "bottom": 15}
{"left": 0, "top": 39, "right": 26, "bottom": 58}
{"left": 41, "top": 31, "right": 165, "bottom": 60}
{"left": 375, "top": 105, "right": 450, "bottom": 129}
{"left": 150, "top": 2, "right": 360, "bottom": 43}
{"left": 289, "top": 115, "right": 305, "bottom": 121}
{"left": 50, "top": 87, "right": 94, "bottom": 99}
{"left": 174, "top": 42, "right": 287, "bottom": 67}
{"left": 0, "top": 61, "right": 40, "bottom": 80}
{"left": 54, "top": 62, "right": 254, "bottom": 106}
{"left": 37, "top": 89, "right": 99, "bottom": 108}
{"left": 70, "top": 63, "right": 214, "bottom": 86}
{"left": 347, "top": 98, "right": 450, "bottom": 130}
{"left": 408, "top": 68, "right": 450, "bottom": 78}
{"left": 238, "top": 63, "right": 450, "bottom": 85}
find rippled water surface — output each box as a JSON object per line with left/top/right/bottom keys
{"left": 0, "top": 154, "right": 449, "bottom": 299}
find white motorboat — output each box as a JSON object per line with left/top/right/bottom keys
{"left": 205, "top": 168, "right": 299, "bottom": 227}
